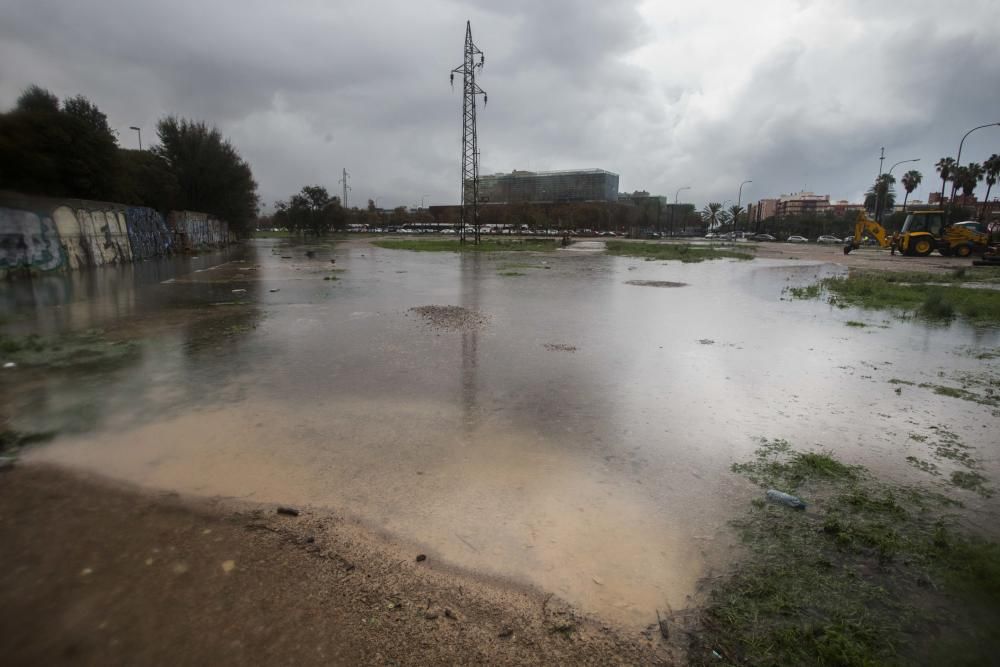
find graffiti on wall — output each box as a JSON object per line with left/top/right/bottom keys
{"left": 168, "top": 211, "right": 230, "bottom": 250}
{"left": 126, "top": 207, "right": 173, "bottom": 260}
{"left": 0, "top": 207, "right": 64, "bottom": 273}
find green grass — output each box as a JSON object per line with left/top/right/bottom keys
{"left": 371, "top": 239, "right": 557, "bottom": 252}
{"left": 686, "top": 438, "right": 1000, "bottom": 665}
{"left": 0, "top": 330, "right": 138, "bottom": 369}
{"left": 789, "top": 271, "right": 1000, "bottom": 325}
{"left": 497, "top": 271, "right": 526, "bottom": 276}
{"left": 845, "top": 320, "right": 867, "bottom": 327}
{"left": 605, "top": 241, "right": 754, "bottom": 262}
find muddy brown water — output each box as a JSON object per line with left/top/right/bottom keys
{"left": 3, "top": 237, "right": 999, "bottom": 628}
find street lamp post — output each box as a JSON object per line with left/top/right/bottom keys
{"left": 949, "top": 122, "right": 1000, "bottom": 219}
{"left": 671, "top": 186, "right": 690, "bottom": 237}
{"left": 129, "top": 126, "right": 142, "bottom": 150}
{"left": 735, "top": 180, "right": 752, "bottom": 239}
{"left": 876, "top": 158, "right": 920, "bottom": 223}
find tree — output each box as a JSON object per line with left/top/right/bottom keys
{"left": 936, "top": 157, "right": 955, "bottom": 204}
{"left": 865, "top": 174, "right": 896, "bottom": 220}
{"left": 960, "top": 162, "right": 983, "bottom": 199}
{"left": 0, "top": 86, "right": 119, "bottom": 200}
{"left": 727, "top": 205, "right": 743, "bottom": 233}
{"left": 900, "top": 169, "right": 922, "bottom": 211}
{"left": 981, "top": 154, "right": 1000, "bottom": 219}
{"left": 153, "top": 116, "right": 258, "bottom": 235}
{"left": 701, "top": 202, "right": 725, "bottom": 229}
{"left": 113, "top": 148, "right": 180, "bottom": 211}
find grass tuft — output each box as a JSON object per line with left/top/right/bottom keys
{"left": 372, "top": 239, "right": 557, "bottom": 253}
{"left": 604, "top": 241, "right": 754, "bottom": 263}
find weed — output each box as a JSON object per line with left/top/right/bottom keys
{"left": 845, "top": 320, "right": 867, "bottom": 327}
{"left": 497, "top": 271, "right": 526, "bottom": 276}
{"left": 372, "top": 239, "right": 557, "bottom": 253}
{"left": 690, "top": 441, "right": 1000, "bottom": 665}
{"left": 0, "top": 330, "right": 138, "bottom": 369}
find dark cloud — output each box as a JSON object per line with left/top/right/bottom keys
{"left": 1, "top": 0, "right": 998, "bottom": 210}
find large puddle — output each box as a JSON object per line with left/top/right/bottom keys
{"left": 3, "top": 238, "right": 999, "bottom": 627}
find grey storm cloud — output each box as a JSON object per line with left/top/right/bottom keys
{"left": 1, "top": 0, "right": 999, "bottom": 211}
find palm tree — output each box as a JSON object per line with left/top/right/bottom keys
{"left": 864, "top": 174, "right": 896, "bottom": 220}
{"left": 900, "top": 169, "right": 922, "bottom": 211}
{"left": 955, "top": 162, "right": 984, "bottom": 200}
{"left": 980, "top": 154, "right": 1000, "bottom": 219}
{"left": 727, "top": 204, "right": 743, "bottom": 233}
{"left": 701, "top": 202, "right": 724, "bottom": 229}
{"left": 936, "top": 156, "right": 955, "bottom": 204}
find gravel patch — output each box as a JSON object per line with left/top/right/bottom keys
{"left": 409, "top": 305, "right": 489, "bottom": 332}
{"left": 624, "top": 280, "right": 688, "bottom": 288}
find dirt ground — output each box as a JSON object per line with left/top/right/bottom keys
{"left": 750, "top": 241, "right": 978, "bottom": 272}
{"left": 0, "top": 464, "right": 670, "bottom": 666}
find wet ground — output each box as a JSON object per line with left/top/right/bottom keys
{"left": 2, "top": 237, "right": 998, "bottom": 629}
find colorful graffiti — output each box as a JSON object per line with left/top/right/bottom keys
{"left": 0, "top": 193, "right": 231, "bottom": 278}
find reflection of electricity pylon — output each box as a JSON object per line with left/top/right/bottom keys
{"left": 450, "top": 20, "right": 487, "bottom": 244}
{"left": 338, "top": 168, "right": 351, "bottom": 208}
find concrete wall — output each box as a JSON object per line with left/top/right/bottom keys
{"left": 0, "top": 192, "right": 230, "bottom": 278}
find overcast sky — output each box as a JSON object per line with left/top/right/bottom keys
{"left": 2, "top": 0, "right": 999, "bottom": 212}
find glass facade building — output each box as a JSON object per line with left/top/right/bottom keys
{"left": 475, "top": 169, "right": 619, "bottom": 204}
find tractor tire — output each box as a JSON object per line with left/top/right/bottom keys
{"left": 939, "top": 247, "right": 952, "bottom": 257}
{"left": 954, "top": 244, "right": 972, "bottom": 258}
{"left": 913, "top": 238, "right": 933, "bottom": 257}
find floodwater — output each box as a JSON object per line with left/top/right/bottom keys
{"left": 3, "top": 238, "right": 999, "bottom": 627}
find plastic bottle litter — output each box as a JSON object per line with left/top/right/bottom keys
{"left": 766, "top": 489, "right": 807, "bottom": 510}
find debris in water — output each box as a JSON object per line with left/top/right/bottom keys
{"left": 765, "top": 489, "right": 807, "bottom": 510}
{"left": 415, "top": 554, "right": 427, "bottom": 562}
{"left": 269, "top": 288, "right": 280, "bottom": 293}
{"left": 655, "top": 610, "right": 669, "bottom": 640}
{"left": 231, "top": 289, "right": 247, "bottom": 294}
{"left": 544, "top": 343, "right": 577, "bottom": 352}
{"left": 276, "top": 506, "right": 300, "bottom": 516}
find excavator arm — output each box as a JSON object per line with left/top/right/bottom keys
{"left": 843, "top": 212, "right": 892, "bottom": 254}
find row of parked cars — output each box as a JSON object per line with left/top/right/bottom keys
{"left": 705, "top": 232, "right": 844, "bottom": 244}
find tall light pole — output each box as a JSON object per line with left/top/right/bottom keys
{"left": 670, "top": 186, "right": 690, "bottom": 237}
{"left": 129, "top": 126, "right": 142, "bottom": 150}
{"left": 735, "top": 180, "right": 752, "bottom": 238}
{"left": 877, "top": 158, "right": 919, "bottom": 223}
{"left": 949, "top": 122, "right": 1000, "bottom": 218}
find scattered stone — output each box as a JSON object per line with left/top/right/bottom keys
{"left": 544, "top": 343, "right": 577, "bottom": 352}
{"left": 415, "top": 554, "right": 427, "bottom": 562}
{"left": 409, "top": 305, "right": 488, "bottom": 332}
{"left": 624, "top": 280, "right": 688, "bottom": 288}
{"left": 221, "top": 560, "right": 236, "bottom": 574}
{"left": 498, "top": 627, "right": 514, "bottom": 639}
{"left": 655, "top": 610, "right": 669, "bottom": 640}
{"left": 424, "top": 611, "right": 439, "bottom": 620}
{"left": 172, "top": 563, "right": 189, "bottom": 574}
{"left": 269, "top": 288, "right": 280, "bottom": 293}
{"left": 80, "top": 567, "right": 93, "bottom": 577}
{"left": 592, "top": 576, "right": 604, "bottom": 586}
{"left": 444, "top": 608, "right": 457, "bottom": 620}
{"left": 305, "top": 536, "right": 315, "bottom": 544}
{"left": 231, "top": 289, "right": 247, "bottom": 294}
{"left": 276, "top": 506, "right": 300, "bottom": 517}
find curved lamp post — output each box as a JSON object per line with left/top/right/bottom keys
{"left": 735, "top": 180, "right": 752, "bottom": 238}
{"left": 876, "top": 158, "right": 919, "bottom": 223}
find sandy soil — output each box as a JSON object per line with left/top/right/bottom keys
{"left": 750, "top": 241, "right": 979, "bottom": 272}
{"left": 0, "top": 464, "right": 670, "bottom": 666}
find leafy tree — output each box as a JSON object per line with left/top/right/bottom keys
{"left": 727, "top": 204, "right": 743, "bottom": 232}
{"left": 0, "top": 86, "right": 119, "bottom": 200}
{"left": 900, "top": 169, "right": 922, "bottom": 211}
{"left": 153, "top": 116, "right": 258, "bottom": 235}
{"left": 958, "top": 162, "right": 983, "bottom": 198}
{"left": 113, "top": 148, "right": 180, "bottom": 211}
{"left": 981, "top": 154, "right": 1000, "bottom": 219}
{"left": 275, "top": 185, "right": 344, "bottom": 235}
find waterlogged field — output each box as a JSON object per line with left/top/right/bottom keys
{"left": 1, "top": 238, "right": 998, "bottom": 656}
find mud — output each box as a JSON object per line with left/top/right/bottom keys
{"left": 2, "top": 236, "right": 999, "bottom": 639}
{"left": 409, "top": 305, "right": 489, "bottom": 332}
{"left": 624, "top": 280, "right": 688, "bottom": 288}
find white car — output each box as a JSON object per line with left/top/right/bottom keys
{"left": 816, "top": 235, "right": 842, "bottom": 244}
{"left": 786, "top": 235, "right": 808, "bottom": 243}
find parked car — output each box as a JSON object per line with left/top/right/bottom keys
{"left": 785, "top": 235, "right": 808, "bottom": 243}
{"left": 704, "top": 232, "right": 718, "bottom": 239}
{"left": 816, "top": 235, "right": 842, "bottom": 244}
{"left": 753, "top": 233, "right": 777, "bottom": 241}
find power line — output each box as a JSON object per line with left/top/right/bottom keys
{"left": 450, "top": 20, "right": 487, "bottom": 244}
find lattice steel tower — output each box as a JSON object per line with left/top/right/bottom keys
{"left": 451, "top": 20, "right": 487, "bottom": 243}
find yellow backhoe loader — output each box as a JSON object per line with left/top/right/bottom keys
{"left": 843, "top": 211, "right": 989, "bottom": 257}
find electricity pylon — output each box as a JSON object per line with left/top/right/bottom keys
{"left": 450, "top": 21, "right": 487, "bottom": 244}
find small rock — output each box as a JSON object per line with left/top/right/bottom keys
{"left": 424, "top": 612, "right": 438, "bottom": 620}
{"left": 80, "top": 567, "right": 93, "bottom": 577}
{"left": 221, "top": 560, "right": 236, "bottom": 574}
{"left": 231, "top": 288, "right": 247, "bottom": 294}
{"left": 656, "top": 610, "right": 669, "bottom": 639}
{"left": 276, "top": 506, "right": 300, "bottom": 516}
{"left": 305, "top": 536, "right": 315, "bottom": 544}
{"left": 415, "top": 554, "right": 427, "bottom": 562}
{"left": 498, "top": 627, "right": 514, "bottom": 639}
{"left": 592, "top": 576, "right": 604, "bottom": 585}
{"left": 269, "top": 288, "right": 280, "bottom": 293}
{"left": 444, "top": 608, "right": 457, "bottom": 620}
